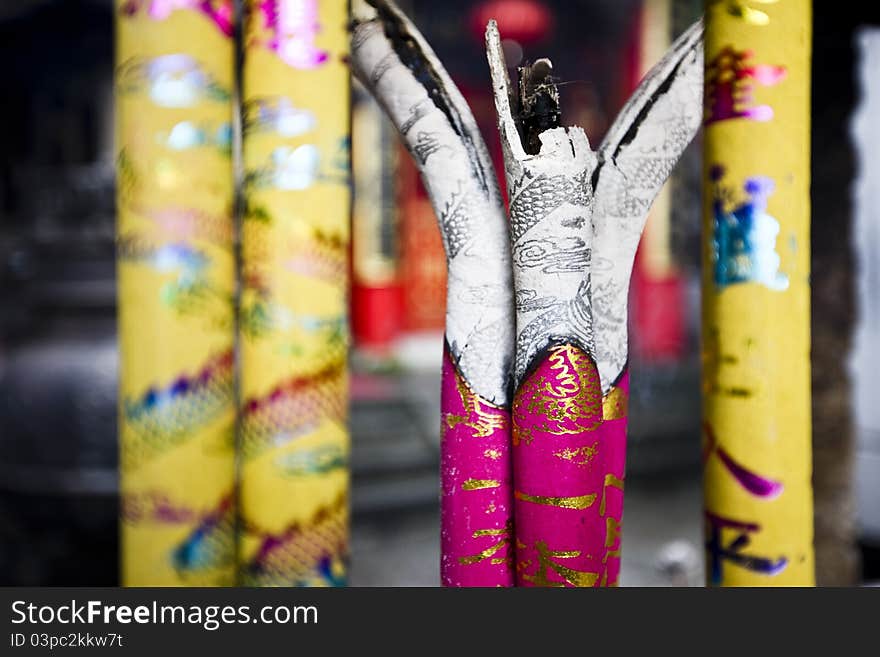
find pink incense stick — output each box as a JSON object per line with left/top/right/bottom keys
{"left": 352, "top": 0, "right": 516, "bottom": 586}
{"left": 486, "top": 19, "right": 703, "bottom": 587}
{"left": 441, "top": 345, "right": 513, "bottom": 586}
{"left": 513, "top": 345, "right": 607, "bottom": 585}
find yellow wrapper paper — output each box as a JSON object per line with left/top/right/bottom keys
{"left": 116, "top": 1, "right": 237, "bottom": 585}
{"left": 238, "top": 0, "right": 351, "bottom": 586}
{"left": 702, "top": 0, "right": 814, "bottom": 586}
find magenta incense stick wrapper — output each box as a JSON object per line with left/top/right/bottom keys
{"left": 486, "top": 19, "right": 703, "bottom": 587}
{"left": 351, "top": 0, "right": 516, "bottom": 586}
{"left": 513, "top": 345, "right": 620, "bottom": 585}
{"left": 441, "top": 346, "right": 513, "bottom": 586}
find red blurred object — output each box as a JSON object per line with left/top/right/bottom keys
{"left": 397, "top": 143, "right": 447, "bottom": 332}
{"left": 631, "top": 264, "right": 686, "bottom": 362}
{"left": 350, "top": 89, "right": 404, "bottom": 351}
{"left": 399, "top": 197, "right": 447, "bottom": 331}
{"left": 352, "top": 283, "right": 402, "bottom": 349}
{"left": 469, "top": 0, "right": 554, "bottom": 45}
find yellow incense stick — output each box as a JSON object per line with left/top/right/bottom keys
{"left": 702, "top": 0, "right": 814, "bottom": 585}
{"left": 115, "top": 1, "right": 237, "bottom": 585}
{"left": 238, "top": 0, "right": 351, "bottom": 586}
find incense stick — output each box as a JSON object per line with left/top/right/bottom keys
{"left": 486, "top": 18, "right": 703, "bottom": 587}
{"left": 238, "top": 0, "right": 351, "bottom": 587}
{"left": 116, "top": 0, "right": 237, "bottom": 585}
{"left": 702, "top": 0, "right": 814, "bottom": 586}
{"left": 351, "top": 0, "right": 516, "bottom": 587}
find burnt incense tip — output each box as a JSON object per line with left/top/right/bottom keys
{"left": 516, "top": 57, "right": 561, "bottom": 155}
{"left": 531, "top": 58, "right": 553, "bottom": 80}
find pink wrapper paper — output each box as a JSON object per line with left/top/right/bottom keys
{"left": 512, "top": 344, "right": 628, "bottom": 586}
{"left": 440, "top": 344, "right": 514, "bottom": 587}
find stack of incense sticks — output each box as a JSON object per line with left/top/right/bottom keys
{"left": 115, "top": 0, "right": 237, "bottom": 585}
{"left": 354, "top": 0, "right": 704, "bottom": 587}
{"left": 701, "top": 0, "right": 814, "bottom": 586}
{"left": 238, "top": 0, "right": 351, "bottom": 587}
{"left": 351, "top": 0, "right": 516, "bottom": 587}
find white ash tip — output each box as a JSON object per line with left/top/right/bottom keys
{"left": 485, "top": 19, "right": 501, "bottom": 44}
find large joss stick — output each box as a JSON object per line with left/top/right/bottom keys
{"left": 486, "top": 19, "right": 704, "bottom": 587}
{"left": 351, "top": 0, "right": 517, "bottom": 587}
{"left": 701, "top": 0, "right": 814, "bottom": 586}
{"left": 115, "top": 1, "right": 237, "bottom": 585}
{"left": 238, "top": 0, "right": 351, "bottom": 586}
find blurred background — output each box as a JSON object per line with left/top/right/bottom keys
{"left": 0, "top": 0, "right": 877, "bottom": 586}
